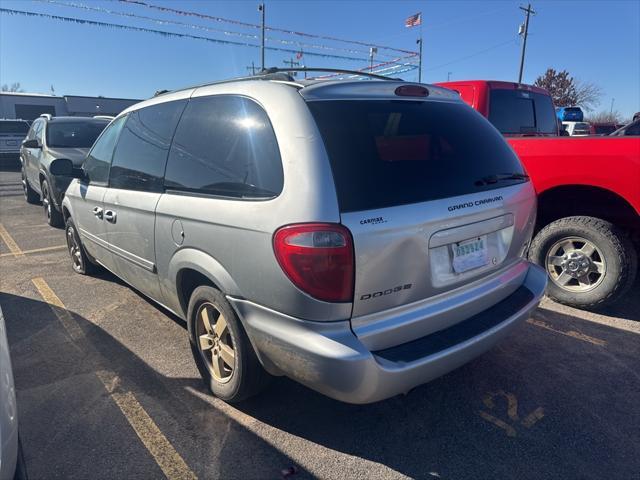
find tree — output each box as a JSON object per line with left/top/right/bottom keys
{"left": 585, "top": 110, "right": 625, "bottom": 124}
{"left": 534, "top": 68, "right": 602, "bottom": 111}
{"left": 0, "top": 82, "right": 24, "bottom": 92}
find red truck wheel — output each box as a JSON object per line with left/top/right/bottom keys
{"left": 529, "top": 216, "right": 637, "bottom": 309}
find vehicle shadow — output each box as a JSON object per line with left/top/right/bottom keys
{"left": 593, "top": 275, "right": 640, "bottom": 321}
{"left": 1, "top": 292, "right": 308, "bottom": 480}
{"left": 3, "top": 290, "right": 639, "bottom": 479}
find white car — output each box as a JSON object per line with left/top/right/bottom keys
{"left": 0, "top": 304, "right": 20, "bottom": 480}
{"left": 562, "top": 121, "right": 591, "bottom": 136}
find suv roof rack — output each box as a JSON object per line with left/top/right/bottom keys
{"left": 39, "top": 113, "right": 52, "bottom": 120}
{"left": 260, "top": 67, "right": 402, "bottom": 81}
{"left": 93, "top": 115, "right": 115, "bottom": 120}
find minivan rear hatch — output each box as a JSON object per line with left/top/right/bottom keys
{"left": 307, "top": 93, "right": 536, "bottom": 349}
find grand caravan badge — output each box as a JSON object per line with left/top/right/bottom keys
{"left": 448, "top": 195, "right": 504, "bottom": 212}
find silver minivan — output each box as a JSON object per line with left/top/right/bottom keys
{"left": 56, "top": 72, "right": 546, "bottom": 404}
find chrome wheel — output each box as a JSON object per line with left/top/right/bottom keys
{"left": 66, "top": 225, "right": 83, "bottom": 272}
{"left": 21, "top": 170, "right": 28, "bottom": 199}
{"left": 196, "top": 303, "right": 236, "bottom": 383}
{"left": 545, "top": 236, "right": 606, "bottom": 292}
{"left": 42, "top": 183, "right": 51, "bottom": 220}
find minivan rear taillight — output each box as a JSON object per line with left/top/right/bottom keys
{"left": 273, "top": 223, "right": 354, "bottom": 303}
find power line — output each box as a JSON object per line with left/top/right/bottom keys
{"left": 39, "top": 0, "right": 403, "bottom": 59}
{"left": 426, "top": 38, "right": 517, "bottom": 71}
{"left": 118, "top": 0, "right": 417, "bottom": 55}
{"left": 0, "top": 7, "right": 398, "bottom": 64}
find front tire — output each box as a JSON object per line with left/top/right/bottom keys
{"left": 187, "top": 286, "right": 270, "bottom": 403}
{"left": 65, "top": 218, "right": 96, "bottom": 275}
{"left": 529, "top": 216, "right": 637, "bottom": 309}
{"left": 22, "top": 168, "right": 39, "bottom": 204}
{"left": 41, "top": 179, "right": 64, "bottom": 227}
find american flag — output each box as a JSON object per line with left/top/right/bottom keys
{"left": 405, "top": 12, "right": 422, "bottom": 28}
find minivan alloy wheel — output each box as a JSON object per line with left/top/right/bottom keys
{"left": 66, "top": 225, "right": 84, "bottom": 272}
{"left": 196, "top": 302, "right": 236, "bottom": 383}
{"left": 42, "top": 182, "right": 52, "bottom": 220}
{"left": 545, "top": 236, "right": 606, "bottom": 292}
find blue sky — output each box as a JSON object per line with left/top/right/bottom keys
{"left": 1, "top": 0, "right": 638, "bottom": 119}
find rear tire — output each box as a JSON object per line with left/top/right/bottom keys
{"left": 529, "top": 216, "right": 637, "bottom": 309}
{"left": 22, "top": 168, "right": 39, "bottom": 204}
{"left": 187, "top": 286, "right": 270, "bottom": 403}
{"left": 65, "top": 217, "right": 96, "bottom": 275}
{"left": 42, "top": 179, "right": 64, "bottom": 227}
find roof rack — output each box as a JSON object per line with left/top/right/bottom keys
{"left": 93, "top": 115, "right": 115, "bottom": 120}
{"left": 159, "top": 67, "right": 403, "bottom": 98}
{"left": 260, "top": 67, "right": 402, "bottom": 81}
{"left": 39, "top": 113, "right": 52, "bottom": 120}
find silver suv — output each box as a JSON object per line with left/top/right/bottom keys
{"left": 55, "top": 71, "right": 546, "bottom": 404}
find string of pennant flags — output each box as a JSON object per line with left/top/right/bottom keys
{"left": 36, "top": 0, "right": 409, "bottom": 60}
{"left": 118, "top": 0, "right": 418, "bottom": 56}
{"left": 0, "top": 6, "right": 419, "bottom": 71}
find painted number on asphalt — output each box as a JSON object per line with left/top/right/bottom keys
{"left": 478, "top": 390, "right": 544, "bottom": 437}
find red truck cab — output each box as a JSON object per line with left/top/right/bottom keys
{"left": 436, "top": 80, "right": 558, "bottom": 137}
{"left": 436, "top": 80, "right": 640, "bottom": 309}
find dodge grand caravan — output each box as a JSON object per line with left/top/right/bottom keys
{"left": 55, "top": 70, "right": 547, "bottom": 404}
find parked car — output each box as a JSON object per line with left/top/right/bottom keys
{"left": 434, "top": 80, "right": 558, "bottom": 136}
{"left": 20, "top": 115, "right": 109, "bottom": 227}
{"left": 0, "top": 304, "right": 24, "bottom": 480}
{"left": 440, "top": 79, "right": 640, "bottom": 308}
{"left": 562, "top": 121, "right": 591, "bottom": 136}
{"left": 611, "top": 118, "right": 640, "bottom": 136}
{"left": 555, "top": 106, "right": 584, "bottom": 122}
{"left": 588, "top": 123, "right": 619, "bottom": 136}
{"left": 55, "top": 71, "right": 546, "bottom": 404}
{"left": 0, "top": 119, "right": 30, "bottom": 168}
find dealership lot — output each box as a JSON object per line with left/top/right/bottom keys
{"left": 0, "top": 169, "right": 638, "bottom": 480}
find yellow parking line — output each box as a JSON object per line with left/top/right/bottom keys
{"left": 0, "top": 223, "right": 23, "bottom": 257}
{"left": 527, "top": 318, "right": 606, "bottom": 346}
{"left": 0, "top": 244, "right": 66, "bottom": 258}
{"left": 31, "top": 277, "right": 197, "bottom": 480}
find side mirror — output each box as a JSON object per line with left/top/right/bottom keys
{"left": 22, "top": 139, "right": 41, "bottom": 149}
{"left": 50, "top": 158, "right": 83, "bottom": 178}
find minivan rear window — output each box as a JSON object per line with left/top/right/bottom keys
{"left": 489, "top": 89, "right": 557, "bottom": 135}
{"left": 308, "top": 100, "right": 526, "bottom": 212}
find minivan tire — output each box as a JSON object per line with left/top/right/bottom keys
{"left": 22, "top": 168, "right": 39, "bottom": 204}
{"left": 42, "top": 179, "right": 64, "bottom": 227}
{"left": 187, "top": 286, "right": 270, "bottom": 403}
{"left": 65, "top": 217, "right": 97, "bottom": 275}
{"left": 529, "top": 216, "right": 637, "bottom": 309}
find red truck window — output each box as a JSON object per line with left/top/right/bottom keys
{"left": 489, "top": 89, "right": 557, "bottom": 135}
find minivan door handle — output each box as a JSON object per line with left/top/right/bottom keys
{"left": 92, "top": 206, "right": 103, "bottom": 219}
{"left": 104, "top": 210, "right": 117, "bottom": 223}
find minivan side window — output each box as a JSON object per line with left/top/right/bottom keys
{"left": 109, "top": 100, "right": 186, "bottom": 192}
{"left": 83, "top": 115, "right": 127, "bottom": 185}
{"left": 164, "top": 95, "right": 284, "bottom": 199}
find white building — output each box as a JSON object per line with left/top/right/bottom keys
{"left": 0, "top": 92, "right": 141, "bottom": 120}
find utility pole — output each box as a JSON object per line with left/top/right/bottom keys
{"left": 610, "top": 98, "right": 615, "bottom": 114}
{"left": 447, "top": 71, "right": 452, "bottom": 81}
{"left": 369, "top": 47, "right": 377, "bottom": 73}
{"left": 417, "top": 38, "right": 422, "bottom": 82}
{"left": 246, "top": 61, "right": 256, "bottom": 75}
{"left": 518, "top": 3, "right": 535, "bottom": 84}
{"left": 283, "top": 58, "right": 300, "bottom": 76}
{"left": 258, "top": 3, "right": 265, "bottom": 70}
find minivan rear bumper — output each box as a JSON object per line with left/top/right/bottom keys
{"left": 229, "top": 262, "right": 547, "bottom": 404}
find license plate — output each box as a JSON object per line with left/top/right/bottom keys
{"left": 6, "top": 140, "right": 17, "bottom": 146}
{"left": 451, "top": 236, "right": 488, "bottom": 273}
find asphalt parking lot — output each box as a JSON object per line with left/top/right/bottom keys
{"left": 1, "top": 168, "right": 639, "bottom": 480}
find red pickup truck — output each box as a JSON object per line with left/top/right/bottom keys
{"left": 437, "top": 80, "right": 640, "bottom": 308}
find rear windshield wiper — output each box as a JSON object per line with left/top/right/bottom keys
{"left": 474, "top": 173, "right": 529, "bottom": 186}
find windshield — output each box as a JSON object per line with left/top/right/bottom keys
{"left": 489, "top": 89, "right": 557, "bottom": 135}
{"left": 308, "top": 100, "right": 526, "bottom": 212}
{"left": 46, "top": 121, "right": 108, "bottom": 148}
{"left": 0, "top": 121, "right": 29, "bottom": 135}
